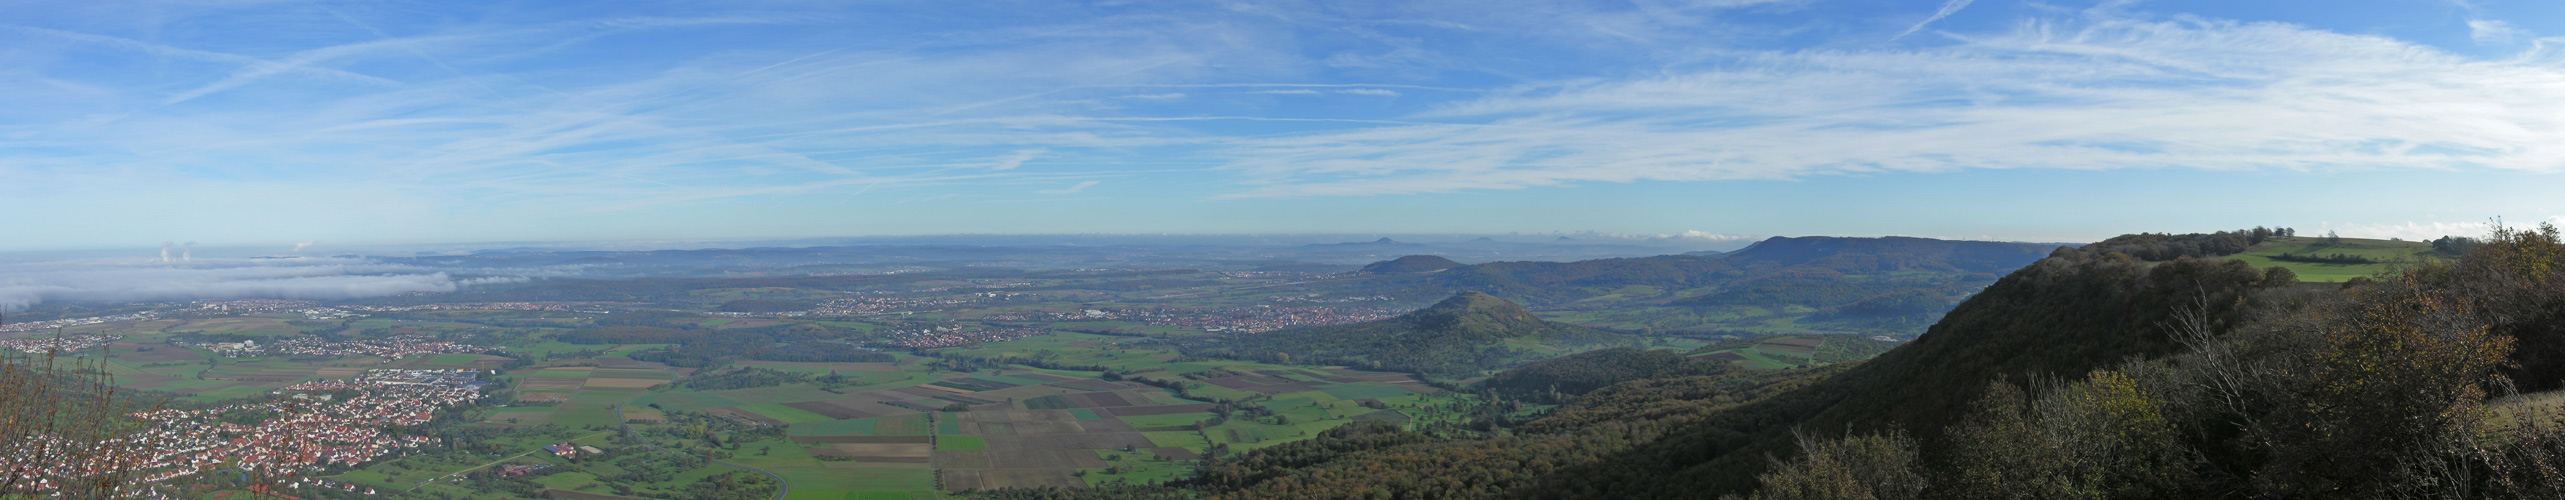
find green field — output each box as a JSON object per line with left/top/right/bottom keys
{"left": 938, "top": 435, "right": 986, "bottom": 451}
{"left": 40, "top": 276, "right": 1509, "bottom": 499}
{"left": 2229, "top": 236, "right": 2439, "bottom": 282}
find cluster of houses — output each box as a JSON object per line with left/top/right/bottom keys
{"left": 0, "top": 312, "right": 158, "bottom": 333}
{"left": 194, "top": 334, "right": 492, "bottom": 360}
{"left": 881, "top": 325, "right": 1045, "bottom": 348}
{"left": 0, "top": 333, "right": 120, "bottom": 354}
{"left": 111, "top": 370, "right": 487, "bottom": 488}
{"left": 191, "top": 299, "right": 320, "bottom": 314}
{"left": 345, "top": 302, "right": 613, "bottom": 314}
{"left": 810, "top": 295, "right": 987, "bottom": 316}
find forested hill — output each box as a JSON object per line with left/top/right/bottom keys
{"left": 1717, "top": 236, "right": 2055, "bottom": 274}
{"left": 1363, "top": 236, "right": 2061, "bottom": 307}
{"left": 1212, "top": 292, "right": 1635, "bottom": 376}
{"left": 1123, "top": 230, "right": 2313, "bottom": 499}
{"left": 983, "top": 226, "right": 2565, "bottom": 500}
{"left": 1395, "top": 255, "right": 1731, "bottom": 304}
{"left": 1360, "top": 255, "right": 1464, "bottom": 274}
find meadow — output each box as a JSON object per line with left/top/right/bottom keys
{"left": 2227, "top": 236, "right": 2440, "bottom": 282}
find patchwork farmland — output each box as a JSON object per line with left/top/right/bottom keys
{"left": 15, "top": 269, "right": 1556, "bottom": 499}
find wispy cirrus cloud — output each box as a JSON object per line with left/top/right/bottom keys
{"left": 0, "top": 0, "right": 2554, "bottom": 248}
{"left": 1217, "top": 15, "right": 2565, "bottom": 197}
{"left": 1038, "top": 180, "right": 1102, "bottom": 195}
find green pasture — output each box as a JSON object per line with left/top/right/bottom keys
{"left": 740, "top": 403, "right": 836, "bottom": 424}
{"left": 1142, "top": 431, "right": 1212, "bottom": 451}
{"left": 937, "top": 435, "right": 987, "bottom": 451}
{"left": 706, "top": 384, "right": 841, "bottom": 405}
{"left": 1083, "top": 449, "right": 1194, "bottom": 486}
{"left": 2230, "top": 236, "right": 2438, "bottom": 282}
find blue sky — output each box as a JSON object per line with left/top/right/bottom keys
{"left": 6, "top": 0, "right": 2564, "bottom": 251}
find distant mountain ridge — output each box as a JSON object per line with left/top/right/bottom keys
{"left": 1360, "top": 255, "right": 1465, "bottom": 274}
{"left": 1718, "top": 236, "right": 2054, "bottom": 273}
{"left": 1346, "top": 236, "right": 2066, "bottom": 334}
{"left": 1212, "top": 291, "right": 1635, "bottom": 376}
{"left": 1181, "top": 230, "right": 2308, "bottom": 499}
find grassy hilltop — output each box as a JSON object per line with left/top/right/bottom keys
{"left": 2227, "top": 235, "right": 2441, "bottom": 282}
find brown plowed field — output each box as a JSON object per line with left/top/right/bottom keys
{"left": 782, "top": 400, "right": 880, "bottom": 420}
{"left": 584, "top": 378, "right": 664, "bottom": 389}
{"left": 934, "top": 450, "right": 992, "bottom": 469}
{"left": 982, "top": 470, "right": 1083, "bottom": 489}
{"left": 522, "top": 378, "right": 587, "bottom": 391}
{"left": 1051, "top": 379, "right": 1126, "bottom": 391}
{"left": 934, "top": 394, "right": 1001, "bottom": 405}
{"left": 943, "top": 470, "right": 988, "bottom": 490}
{"left": 976, "top": 385, "right": 1073, "bottom": 400}
{"left": 896, "top": 386, "right": 959, "bottom": 397}
{"left": 1066, "top": 392, "right": 1131, "bottom": 408}
{"left": 989, "top": 450, "right": 1108, "bottom": 469}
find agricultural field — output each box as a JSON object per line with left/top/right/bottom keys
{"left": 6, "top": 268, "right": 1552, "bottom": 499}
{"left": 2228, "top": 236, "right": 2441, "bottom": 282}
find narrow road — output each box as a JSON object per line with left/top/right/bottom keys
{"left": 406, "top": 430, "right": 613, "bottom": 492}
{"left": 614, "top": 386, "right": 792, "bottom": 500}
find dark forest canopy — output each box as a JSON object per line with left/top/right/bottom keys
{"left": 1715, "top": 236, "right": 2054, "bottom": 274}
{"left": 2080, "top": 226, "right": 2294, "bottom": 261}
{"left": 1480, "top": 347, "right": 1733, "bottom": 404}
{"left": 1360, "top": 255, "right": 1466, "bottom": 274}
